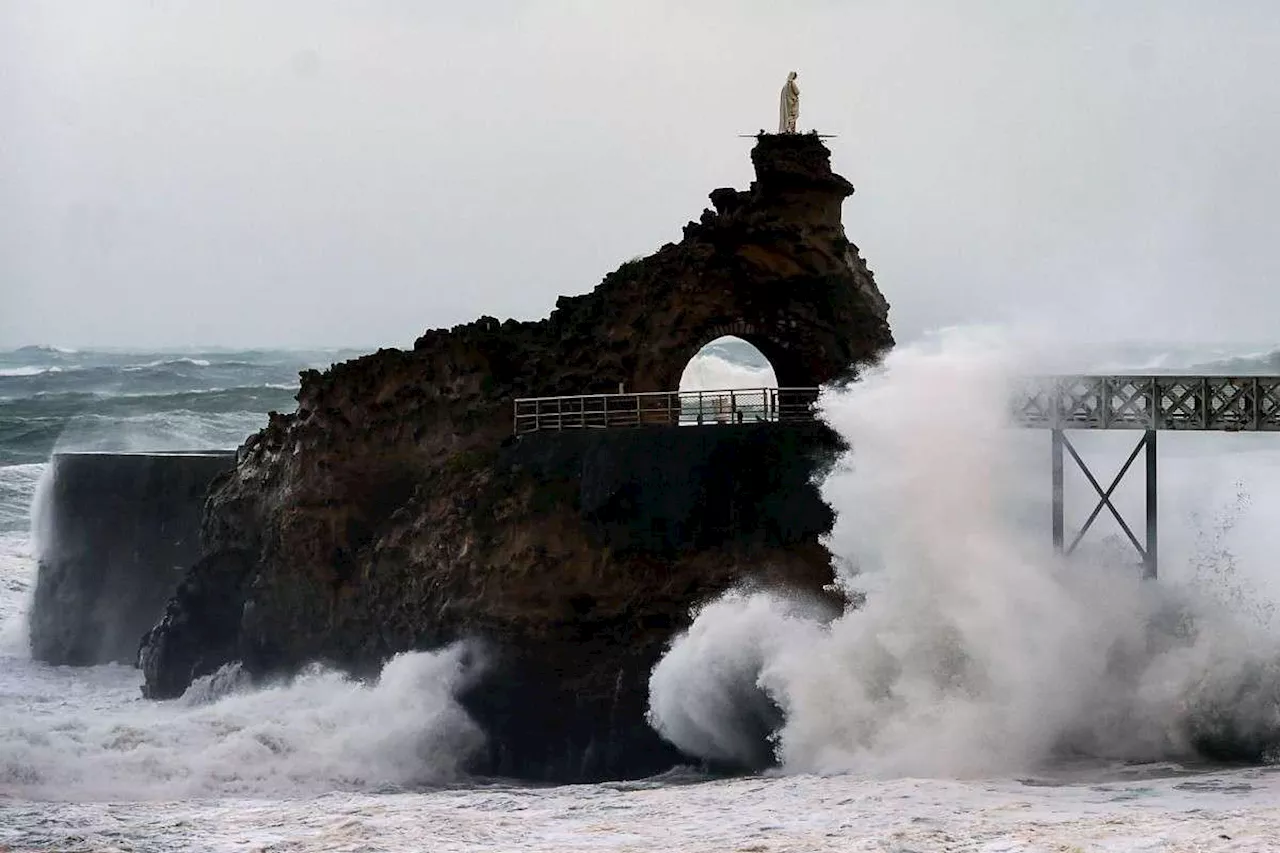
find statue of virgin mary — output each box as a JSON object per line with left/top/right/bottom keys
{"left": 778, "top": 71, "right": 799, "bottom": 134}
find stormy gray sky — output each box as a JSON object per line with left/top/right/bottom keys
{"left": 2, "top": 2, "right": 1278, "bottom": 350}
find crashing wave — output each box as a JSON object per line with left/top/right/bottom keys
{"left": 648, "top": 331, "right": 1280, "bottom": 775}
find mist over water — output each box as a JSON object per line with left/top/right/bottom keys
{"left": 649, "top": 331, "right": 1280, "bottom": 776}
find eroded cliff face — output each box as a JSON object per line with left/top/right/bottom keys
{"left": 139, "top": 134, "right": 892, "bottom": 781}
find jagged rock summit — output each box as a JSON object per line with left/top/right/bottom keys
{"left": 139, "top": 133, "right": 893, "bottom": 780}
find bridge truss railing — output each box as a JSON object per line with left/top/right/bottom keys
{"left": 1015, "top": 375, "right": 1280, "bottom": 431}
{"left": 513, "top": 387, "right": 820, "bottom": 435}
{"left": 1014, "top": 375, "right": 1280, "bottom": 581}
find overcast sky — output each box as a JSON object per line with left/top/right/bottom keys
{"left": 2, "top": 2, "right": 1278, "bottom": 350}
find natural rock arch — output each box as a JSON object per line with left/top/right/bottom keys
{"left": 672, "top": 323, "right": 804, "bottom": 391}
{"left": 604, "top": 135, "right": 891, "bottom": 394}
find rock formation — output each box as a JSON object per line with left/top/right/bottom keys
{"left": 139, "top": 133, "right": 893, "bottom": 780}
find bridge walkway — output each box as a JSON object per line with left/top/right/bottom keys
{"left": 513, "top": 387, "right": 819, "bottom": 434}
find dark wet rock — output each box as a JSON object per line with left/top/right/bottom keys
{"left": 139, "top": 550, "right": 255, "bottom": 699}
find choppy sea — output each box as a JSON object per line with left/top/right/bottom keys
{"left": 4, "top": 338, "right": 1280, "bottom": 852}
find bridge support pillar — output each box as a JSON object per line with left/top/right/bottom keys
{"left": 1051, "top": 429, "right": 1064, "bottom": 554}
{"left": 1050, "top": 428, "right": 1158, "bottom": 579}
{"left": 1145, "top": 430, "right": 1157, "bottom": 580}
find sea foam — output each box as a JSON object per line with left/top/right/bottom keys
{"left": 0, "top": 645, "right": 486, "bottom": 800}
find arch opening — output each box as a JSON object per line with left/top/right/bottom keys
{"left": 679, "top": 336, "right": 779, "bottom": 393}
{"left": 675, "top": 337, "right": 787, "bottom": 426}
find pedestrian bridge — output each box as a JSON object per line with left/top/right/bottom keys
{"left": 514, "top": 374, "right": 1280, "bottom": 582}
{"left": 1018, "top": 375, "right": 1280, "bottom": 581}
{"left": 515, "top": 375, "right": 1280, "bottom": 434}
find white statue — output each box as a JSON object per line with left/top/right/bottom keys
{"left": 778, "top": 71, "right": 799, "bottom": 134}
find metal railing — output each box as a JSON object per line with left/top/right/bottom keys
{"left": 513, "top": 387, "right": 820, "bottom": 434}
{"left": 1015, "top": 375, "right": 1280, "bottom": 431}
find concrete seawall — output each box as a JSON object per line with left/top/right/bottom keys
{"left": 30, "top": 451, "right": 235, "bottom": 666}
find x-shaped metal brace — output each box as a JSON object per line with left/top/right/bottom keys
{"left": 1051, "top": 429, "right": 1158, "bottom": 579}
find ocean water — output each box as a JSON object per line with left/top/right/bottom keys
{"left": 3, "top": 337, "right": 1280, "bottom": 851}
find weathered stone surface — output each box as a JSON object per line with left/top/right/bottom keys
{"left": 139, "top": 133, "right": 892, "bottom": 780}
{"left": 30, "top": 452, "right": 234, "bottom": 666}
